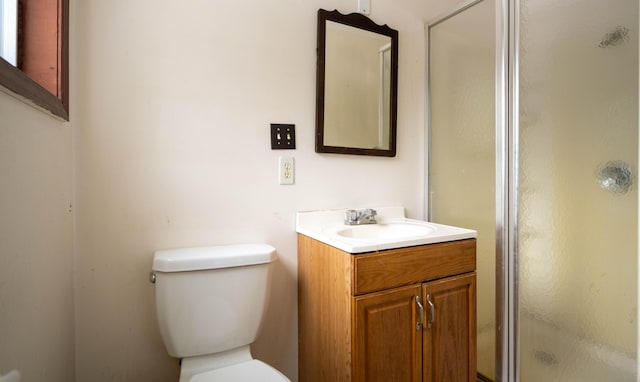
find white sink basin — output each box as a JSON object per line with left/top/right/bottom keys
{"left": 296, "top": 207, "right": 477, "bottom": 253}
{"left": 334, "top": 221, "right": 436, "bottom": 239}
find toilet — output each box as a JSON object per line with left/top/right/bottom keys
{"left": 151, "top": 243, "right": 290, "bottom": 382}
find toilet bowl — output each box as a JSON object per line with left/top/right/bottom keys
{"left": 190, "top": 360, "right": 287, "bottom": 382}
{"left": 184, "top": 348, "right": 288, "bottom": 382}
{"left": 151, "top": 244, "right": 289, "bottom": 381}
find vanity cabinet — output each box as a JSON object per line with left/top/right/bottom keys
{"left": 298, "top": 235, "right": 476, "bottom": 382}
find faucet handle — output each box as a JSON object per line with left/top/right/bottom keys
{"left": 365, "top": 209, "right": 377, "bottom": 223}
{"left": 345, "top": 208, "right": 377, "bottom": 225}
{"left": 345, "top": 209, "right": 358, "bottom": 224}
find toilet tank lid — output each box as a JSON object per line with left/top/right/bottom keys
{"left": 152, "top": 244, "right": 276, "bottom": 272}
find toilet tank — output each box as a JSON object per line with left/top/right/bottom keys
{"left": 152, "top": 244, "right": 276, "bottom": 358}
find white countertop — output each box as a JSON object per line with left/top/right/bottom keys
{"left": 296, "top": 207, "right": 477, "bottom": 253}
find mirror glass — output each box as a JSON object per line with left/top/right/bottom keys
{"left": 315, "top": 9, "right": 398, "bottom": 157}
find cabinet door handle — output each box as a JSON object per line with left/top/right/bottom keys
{"left": 427, "top": 294, "right": 435, "bottom": 329}
{"left": 415, "top": 295, "right": 424, "bottom": 331}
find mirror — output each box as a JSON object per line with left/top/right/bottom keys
{"left": 315, "top": 9, "right": 398, "bottom": 157}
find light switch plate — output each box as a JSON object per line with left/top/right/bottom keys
{"left": 271, "top": 124, "right": 296, "bottom": 149}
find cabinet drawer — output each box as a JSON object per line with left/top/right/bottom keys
{"left": 352, "top": 239, "right": 476, "bottom": 295}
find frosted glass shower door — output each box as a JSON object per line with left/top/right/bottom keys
{"left": 428, "top": 0, "right": 496, "bottom": 379}
{"left": 517, "top": 0, "right": 638, "bottom": 381}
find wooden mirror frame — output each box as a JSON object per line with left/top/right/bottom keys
{"left": 315, "top": 9, "right": 398, "bottom": 157}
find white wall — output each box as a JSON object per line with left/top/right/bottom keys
{"left": 0, "top": 90, "right": 74, "bottom": 381}
{"left": 72, "top": 0, "right": 429, "bottom": 380}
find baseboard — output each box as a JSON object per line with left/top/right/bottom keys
{"left": 477, "top": 372, "right": 493, "bottom": 382}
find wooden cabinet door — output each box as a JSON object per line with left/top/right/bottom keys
{"left": 423, "top": 273, "right": 476, "bottom": 382}
{"left": 354, "top": 284, "right": 423, "bottom": 382}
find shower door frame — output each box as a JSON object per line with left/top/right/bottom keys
{"left": 428, "top": 0, "right": 640, "bottom": 381}
{"left": 425, "top": 0, "right": 524, "bottom": 380}
{"left": 500, "top": 0, "right": 640, "bottom": 380}
{"left": 424, "top": 0, "right": 514, "bottom": 379}
{"left": 499, "top": 0, "right": 517, "bottom": 380}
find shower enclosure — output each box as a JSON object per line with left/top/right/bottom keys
{"left": 427, "top": 0, "right": 638, "bottom": 381}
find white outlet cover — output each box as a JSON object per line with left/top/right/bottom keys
{"left": 358, "top": 0, "right": 370, "bottom": 14}
{"left": 279, "top": 156, "right": 295, "bottom": 185}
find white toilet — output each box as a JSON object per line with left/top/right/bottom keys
{"left": 151, "top": 243, "right": 290, "bottom": 382}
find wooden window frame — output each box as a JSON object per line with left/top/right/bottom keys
{"left": 0, "top": 0, "right": 68, "bottom": 120}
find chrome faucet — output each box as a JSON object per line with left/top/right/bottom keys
{"left": 344, "top": 208, "right": 377, "bottom": 225}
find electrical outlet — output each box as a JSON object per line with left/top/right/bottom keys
{"left": 271, "top": 124, "right": 296, "bottom": 149}
{"left": 358, "top": 0, "right": 370, "bottom": 14}
{"left": 279, "top": 156, "right": 295, "bottom": 185}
